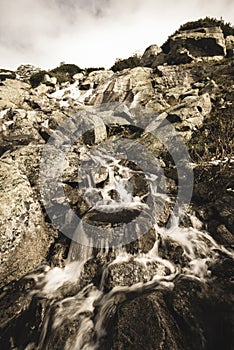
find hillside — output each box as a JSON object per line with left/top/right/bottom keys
{"left": 0, "top": 18, "right": 233, "bottom": 350}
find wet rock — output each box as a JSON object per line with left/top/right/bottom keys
{"left": 112, "top": 291, "right": 185, "bottom": 350}
{"left": 104, "top": 258, "right": 169, "bottom": 291}
{"left": 0, "top": 276, "right": 43, "bottom": 350}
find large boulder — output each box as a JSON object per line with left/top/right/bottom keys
{"left": 0, "top": 79, "right": 30, "bottom": 109}
{"left": 80, "top": 70, "right": 113, "bottom": 90}
{"left": 140, "top": 44, "right": 162, "bottom": 67}
{"left": 0, "top": 159, "right": 52, "bottom": 287}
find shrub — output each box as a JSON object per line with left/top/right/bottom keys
{"left": 49, "top": 64, "right": 82, "bottom": 84}
{"left": 29, "top": 64, "right": 83, "bottom": 87}
{"left": 0, "top": 69, "right": 16, "bottom": 81}
{"left": 29, "top": 70, "right": 47, "bottom": 88}
{"left": 85, "top": 67, "right": 105, "bottom": 74}
{"left": 110, "top": 54, "right": 141, "bottom": 72}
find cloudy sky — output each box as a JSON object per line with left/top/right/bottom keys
{"left": 1, "top": 0, "right": 234, "bottom": 70}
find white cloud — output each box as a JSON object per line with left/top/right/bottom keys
{"left": 0, "top": 0, "right": 234, "bottom": 70}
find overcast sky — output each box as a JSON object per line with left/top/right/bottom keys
{"left": 0, "top": 0, "right": 234, "bottom": 70}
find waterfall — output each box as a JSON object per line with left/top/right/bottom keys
{"left": 25, "top": 147, "right": 233, "bottom": 350}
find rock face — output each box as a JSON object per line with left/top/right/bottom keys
{"left": 0, "top": 159, "right": 52, "bottom": 286}
{"left": 163, "top": 26, "right": 226, "bottom": 65}
{"left": 144, "top": 24, "right": 233, "bottom": 67}
{"left": 87, "top": 67, "right": 154, "bottom": 107}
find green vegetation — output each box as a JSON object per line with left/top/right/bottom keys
{"left": 110, "top": 54, "right": 141, "bottom": 72}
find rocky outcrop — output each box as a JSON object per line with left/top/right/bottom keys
{"left": 16, "top": 64, "right": 41, "bottom": 82}
{"left": 145, "top": 24, "right": 233, "bottom": 67}
{"left": 162, "top": 26, "right": 226, "bottom": 65}
{"left": 140, "top": 44, "right": 162, "bottom": 67}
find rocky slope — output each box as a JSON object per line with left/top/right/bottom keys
{"left": 0, "top": 18, "right": 233, "bottom": 350}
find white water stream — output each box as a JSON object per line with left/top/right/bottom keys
{"left": 27, "top": 149, "right": 233, "bottom": 350}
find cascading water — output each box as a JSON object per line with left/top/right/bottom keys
{"left": 25, "top": 146, "right": 233, "bottom": 350}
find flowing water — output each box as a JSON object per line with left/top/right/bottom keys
{"left": 26, "top": 147, "right": 233, "bottom": 350}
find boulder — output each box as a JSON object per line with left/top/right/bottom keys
{"left": 140, "top": 44, "right": 162, "bottom": 67}
{"left": 73, "top": 72, "right": 85, "bottom": 81}
{"left": 225, "top": 35, "right": 234, "bottom": 57}
{"left": 80, "top": 70, "right": 113, "bottom": 90}
{"left": 0, "top": 159, "right": 52, "bottom": 287}
{"left": 43, "top": 74, "right": 57, "bottom": 86}
{"left": 112, "top": 291, "right": 185, "bottom": 350}
{"left": 0, "top": 79, "right": 30, "bottom": 109}
{"left": 103, "top": 259, "right": 169, "bottom": 291}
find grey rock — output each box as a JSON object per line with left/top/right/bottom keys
{"left": 164, "top": 26, "right": 226, "bottom": 64}
{"left": 16, "top": 64, "right": 41, "bottom": 82}
{"left": 140, "top": 44, "right": 162, "bottom": 67}
{"left": 87, "top": 67, "right": 153, "bottom": 106}
{"left": 225, "top": 35, "right": 234, "bottom": 57}
{"left": 0, "top": 79, "right": 30, "bottom": 109}
{"left": 0, "top": 159, "right": 53, "bottom": 287}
